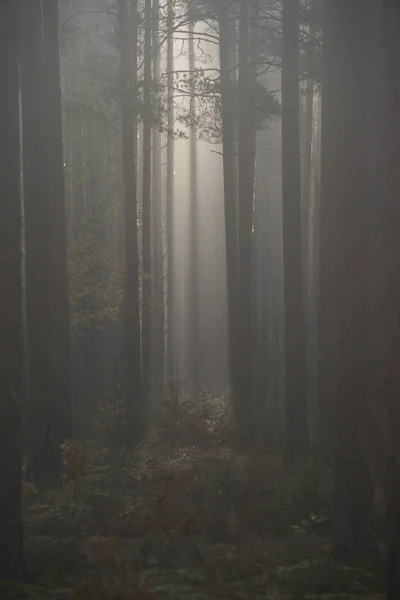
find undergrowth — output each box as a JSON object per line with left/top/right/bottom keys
{"left": 9, "top": 391, "right": 384, "bottom": 599}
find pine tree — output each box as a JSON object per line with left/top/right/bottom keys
{"left": 166, "top": 0, "right": 176, "bottom": 374}
{"left": 151, "top": 0, "right": 165, "bottom": 402}
{"left": 118, "top": 0, "right": 143, "bottom": 446}
{"left": 281, "top": 0, "right": 309, "bottom": 464}
{"left": 20, "top": 0, "right": 73, "bottom": 486}
{"left": 319, "top": 0, "right": 377, "bottom": 562}
{"left": 0, "top": 0, "right": 24, "bottom": 578}
{"left": 142, "top": 0, "right": 153, "bottom": 405}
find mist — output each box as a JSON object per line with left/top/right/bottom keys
{"left": 2, "top": 1, "right": 400, "bottom": 598}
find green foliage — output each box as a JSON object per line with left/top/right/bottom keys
{"left": 175, "top": 68, "right": 281, "bottom": 145}
{"left": 150, "top": 373, "right": 234, "bottom": 452}
{"left": 269, "top": 560, "right": 385, "bottom": 597}
{"left": 22, "top": 443, "right": 384, "bottom": 600}
{"left": 274, "top": 460, "right": 333, "bottom": 535}
{"left": 68, "top": 224, "right": 123, "bottom": 337}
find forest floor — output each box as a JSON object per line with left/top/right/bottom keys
{"left": 4, "top": 443, "right": 385, "bottom": 600}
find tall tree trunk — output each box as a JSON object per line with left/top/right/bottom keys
{"left": 320, "top": 0, "right": 377, "bottom": 562}
{"left": 20, "top": 0, "right": 73, "bottom": 486}
{"left": 237, "top": 0, "right": 255, "bottom": 449}
{"left": 188, "top": 12, "right": 201, "bottom": 396}
{"left": 142, "top": 0, "right": 152, "bottom": 405}
{"left": 309, "top": 89, "right": 321, "bottom": 441}
{"left": 218, "top": 0, "right": 240, "bottom": 414}
{"left": 0, "top": 0, "right": 24, "bottom": 579}
{"left": 118, "top": 0, "right": 143, "bottom": 446}
{"left": 166, "top": 0, "right": 176, "bottom": 375}
{"left": 281, "top": 0, "right": 309, "bottom": 465}
{"left": 301, "top": 1, "right": 317, "bottom": 434}
{"left": 379, "top": 2, "right": 400, "bottom": 596}
{"left": 249, "top": 0, "right": 262, "bottom": 439}
{"left": 151, "top": 0, "right": 165, "bottom": 402}
{"left": 301, "top": 81, "right": 314, "bottom": 278}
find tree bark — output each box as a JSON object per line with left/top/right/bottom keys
{"left": 188, "top": 12, "right": 201, "bottom": 396}
{"left": 320, "top": 0, "right": 377, "bottom": 562}
{"left": 20, "top": 0, "right": 73, "bottom": 486}
{"left": 166, "top": 0, "right": 176, "bottom": 375}
{"left": 237, "top": 0, "right": 255, "bottom": 449}
{"left": 142, "top": 0, "right": 152, "bottom": 406}
{"left": 151, "top": 0, "right": 165, "bottom": 402}
{"left": 118, "top": 0, "right": 143, "bottom": 447}
{"left": 379, "top": 2, "right": 400, "bottom": 596}
{"left": 281, "top": 0, "right": 309, "bottom": 464}
{"left": 0, "top": 0, "right": 24, "bottom": 579}
{"left": 218, "top": 0, "right": 240, "bottom": 425}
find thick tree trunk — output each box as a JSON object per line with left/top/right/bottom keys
{"left": 142, "top": 0, "right": 152, "bottom": 405}
{"left": 151, "top": 0, "right": 165, "bottom": 402}
{"left": 379, "top": 3, "right": 400, "bottom": 597}
{"left": 281, "top": 0, "right": 309, "bottom": 464}
{"left": 166, "top": 0, "right": 176, "bottom": 375}
{"left": 385, "top": 456, "right": 400, "bottom": 600}
{"left": 320, "top": 0, "right": 377, "bottom": 562}
{"left": 118, "top": 0, "right": 143, "bottom": 447}
{"left": 0, "top": 0, "right": 24, "bottom": 579}
{"left": 188, "top": 14, "right": 201, "bottom": 396}
{"left": 20, "top": 0, "right": 73, "bottom": 486}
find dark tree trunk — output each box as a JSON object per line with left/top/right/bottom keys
{"left": 320, "top": 0, "right": 377, "bottom": 562}
{"left": 281, "top": 0, "right": 309, "bottom": 464}
{"left": 309, "top": 90, "right": 321, "bottom": 441}
{"left": 301, "top": 1, "right": 317, "bottom": 433}
{"left": 385, "top": 456, "right": 400, "bottom": 600}
{"left": 301, "top": 77, "right": 314, "bottom": 277}
{"left": 142, "top": 0, "right": 152, "bottom": 405}
{"left": 151, "top": 0, "right": 165, "bottom": 402}
{"left": 20, "top": 0, "right": 73, "bottom": 487}
{"left": 166, "top": 0, "right": 176, "bottom": 375}
{"left": 249, "top": 0, "right": 262, "bottom": 441}
{"left": 188, "top": 14, "right": 201, "bottom": 396}
{"left": 379, "top": 3, "right": 400, "bottom": 597}
{"left": 118, "top": 0, "right": 143, "bottom": 447}
{"left": 218, "top": 0, "right": 240, "bottom": 423}
{"left": 0, "top": 0, "right": 24, "bottom": 580}
{"left": 237, "top": 0, "right": 255, "bottom": 449}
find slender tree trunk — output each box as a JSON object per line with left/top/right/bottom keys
{"left": 237, "top": 0, "right": 255, "bottom": 449}
{"left": 166, "top": 0, "right": 176, "bottom": 375}
{"left": 142, "top": 0, "right": 152, "bottom": 405}
{"left": 118, "top": 0, "right": 142, "bottom": 446}
{"left": 72, "top": 109, "right": 85, "bottom": 229}
{"left": 320, "top": 0, "right": 377, "bottom": 562}
{"left": 188, "top": 13, "right": 201, "bottom": 396}
{"left": 281, "top": 0, "right": 309, "bottom": 465}
{"left": 249, "top": 0, "right": 262, "bottom": 439}
{"left": 301, "top": 2, "right": 317, "bottom": 432}
{"left": 20, "top": 0, "right": 73, "bottom": 486}
{"left": 308, "top": 89, "right": 321, "bottom": 439}
{"left": 301, "top": 79, "right": 314, "bottom": 276}
{"left": 0, "top": 0, "right": 24, "bottom": 579}
{"left": 219, "top": 1, "right": 240, "bottom": 412}
{"left": 151, "top": 0, "right": 164, "bottom": 402}
{"left": 248, "top": 0, "right": 259, "bottom": 194}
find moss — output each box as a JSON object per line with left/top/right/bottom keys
{"left": 0, "top": 581, "right": 68, "bottom": 600}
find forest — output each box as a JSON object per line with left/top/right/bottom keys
{"left": 1, "top": 0, "right": 400, "bottom": 598}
